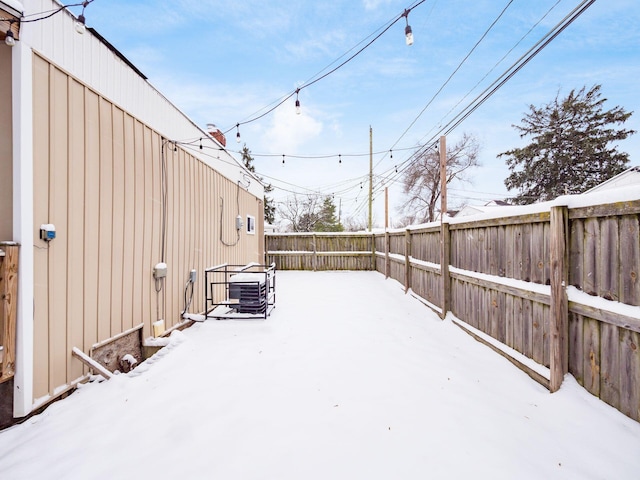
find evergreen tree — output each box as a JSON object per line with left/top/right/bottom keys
{"left": 240, "top": 145, "right": 276, "bottom": 223}
{"left": 500, "top": 85, "right": 635, "bottom": 204}
{"left": 315, "top": 197, "right": 344, "bottom": 232}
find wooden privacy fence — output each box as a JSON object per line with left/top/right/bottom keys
{"left": 0, "top": 242, "right": 19, "bottom": 383}
{"left": 266, "top": 233, "right": 375, "bottom": 271}
{"left": 266, "top": 198, "right": 640, "bottom": 422}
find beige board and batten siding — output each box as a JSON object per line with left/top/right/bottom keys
{"left": 31, "top": 54, "right": 262, "bottom": 402}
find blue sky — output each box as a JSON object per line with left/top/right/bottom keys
{"left": 76, "top": 0, "right": 639, "bottom": 227}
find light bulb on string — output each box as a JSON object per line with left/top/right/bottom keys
{"left": 75, "top": 1, "right": 90, "bottom": 34}
{"left": 339, "top": 154, "right": 342, "bottom": 164}
{"left": 75, "top": 14, "right": 86, "bottom": 34}
{"left": 282, "top": 154, "right": 285, "bottom": 166}
{"left": 236, "top": 124, "right": 241, "bottom": 143}
{"left": 402, "top": 9, "right": 413, "bottom": 46}
{"left": 295, "top": 89, "right": 301, "bottom": 115}
{"left": 199, "top": 138, "right": 203, "bottom": 150}
{"left": 4, "top": 29, "right": 15, "bottom": 46}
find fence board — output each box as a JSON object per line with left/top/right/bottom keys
{"left": 568, "top": 313, "right": 584, "bottom": 385}
{"left": 600, "top": 217, "right": 619, "bottom": 301}
{"left": 619, "top": 216, "right": 640, "bottom": 306}
{"left": 569, "top": 220, "right": 584, "bottom": 289}
{"left": 583, "top": 217, "right": 600, "bottom": 296}
{"left": 531, "top": 222, "right": 545, "bottom": 284}
{"left": 619, "top": 329, "right": 640, "bottom": 421}
{"left": 532, "top": 302, "right": 545, "bottom": 366}
{"left": 600, "top": 323, "right": 621, "bottom": 408}
{"left": 583, "top": 317, "right": 601, "bottom": 397}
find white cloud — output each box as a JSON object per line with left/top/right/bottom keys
{"left": 259, "top": 103, "right": 324, "bottom": 154}
{"left": 362, "top": 0, "right": 396, "bottom": 11}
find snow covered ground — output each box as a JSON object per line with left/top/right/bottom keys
{"left": 1, "top": 271, "right": 639, "bottom": 479}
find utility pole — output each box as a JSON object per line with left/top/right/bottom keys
{"left": 368, "top": 126, "right": 373, "bottom": 232}
{"left": 439, "top": 135, "right": 447, "bottom": 220}
{"left": 384, "top": 187, "right": 389, "bottom": 230}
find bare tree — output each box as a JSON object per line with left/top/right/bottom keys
{"left": 277, "top": 194, "right": 343, "bottom": 232}
{"left": 400, "top": 133, "right": 480, "bottom": 223}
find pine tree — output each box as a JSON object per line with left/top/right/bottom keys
{"left": 240, "top": 145, "right": 276, "bottom": 223}
{"left": 315, "top": 197, "right": 344, "bottom": 232}
{"left": 500, "top": 85, "right": 635, "bottom": 204}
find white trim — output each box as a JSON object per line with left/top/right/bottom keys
{"left": 12, "top": 41, "right": 34, "bottom": 418}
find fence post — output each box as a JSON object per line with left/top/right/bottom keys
{"left": 312, "top": 234, "right": 317, "bottom": 272}
{"left": 404, "top": 229, "right": 411, "bottom": 292}
{"left": 550, "top": 205, "right": 569, "bottom": 392}
{"left": 440, "top": 221, "right": 450, "bottom": 319}
{"left": 385, "top": 231, "right": 390, "bottom": 278}
{"left": 0, "top": 243, "right": 19, "bottom": 383}
{"left": 371, "top": 233, "right": 376, "bottom": 271}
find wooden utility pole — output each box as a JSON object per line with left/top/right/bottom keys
{"left": 384, "top": 187, "right": 389, "bottom": 229}
{"left": 439, "top": 136, "right": 450, "bottom": 319}
{"left": 368, "top": 126, "right": 373, "bottom": 232}
{"left": 439, "top": 136, "right": 447, "bottom": 218}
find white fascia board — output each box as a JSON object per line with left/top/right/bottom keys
{"left": 0, "top": 0, "right": 23, "bottom": 16}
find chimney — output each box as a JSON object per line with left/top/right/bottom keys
{"left": 206, "top": 123, "right": 226, "bottom": 147}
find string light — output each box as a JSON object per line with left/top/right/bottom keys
{"left": 339, "top": 154, "right": 342, "bottom": 164}
{"left": 4, "top": 29, "right": 15, "bottom": 47}
{"left": 222, "top": 1, "right": 428, "bottom": 136}
{"left": 235, "top": 124, "right": 241, "bottom": 143}
{"left": 402, "top": 9, "right": 414, "bottom": 46}
{"left": 295, "top": 89, "right": 301, "bottom": 115}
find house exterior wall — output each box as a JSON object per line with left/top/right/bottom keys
{"left": 7, "top": 1, "right": 264, "bottom": 414}
{"left": 0, "top": 46, "right": 12, "bottom": 240}
{"left": 30, "top": 54, "right": 263, "bottom": 403}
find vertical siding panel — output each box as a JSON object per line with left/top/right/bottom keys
{"left": 97, "top": 98, "right": 113, "bottom": 342}
{"left": 49, "top": 66, "right": 69, "bottom": 391}
{"left": 177, "top": 149, "right": 186, "bottom": 320}
{"left": 151, "top": 135, "right": 163, "bottom": 326}
{"left": 121, "top": 113, "right": 135, "bottom": 331}
{"left": 140, "top": 127, "right": 154, "bottom": 337}
{"left": 110, "top": 107, "right": 125, "bottom": 336}
{"left": 83, "top": 89, "right": 100, "bottom": 354}
{"left": 32, "top": 55, "right": 50, "bottom": 400}
{"left": 132, "top": 120, "right": 145, "bottom": 327}
{"left": 168, "top": 148, "right": 180, "bottom": 325}
{"left": 67, "top": 78, "right": 85, "bottom": 381}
